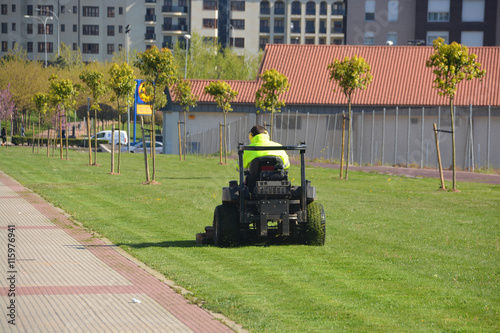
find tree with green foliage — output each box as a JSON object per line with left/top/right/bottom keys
{"left": 204, "top": 81, "right": 238, "bottom": 164}
{"left": 48, "top": 75, "right": 80, "bottom": 159}
{"left": 255, "top": 69, "right": 290, "bottom": 140}
{"left": 108, "top": 62, "right": 136, "bottom": 174}
{"left": 51, "top": 43, "right": 84, "bottom": 70}
{"left": 134, "top": 46, "right": 178, "bottom": 183}
{"left": 426, "top": 37, "right": 486, "bottom": 191}
{"left": 172, "top": 80, "right": 198, "bottom": 160}
{"left": 327, "top": 55, "right": 373, "bottom": 180}
{"left": 79, "top": 70, "right": 109, "bottom": 165}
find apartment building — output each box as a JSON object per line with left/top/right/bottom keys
{"left": 346, "top": 0, "right": 498, "bottom": 46}
{"left": 0, "top": 0, "right": 348, "bottom": 62}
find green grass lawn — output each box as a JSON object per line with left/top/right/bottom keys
{"left": 1, "top": 147, "right": 499, "bottom": 332}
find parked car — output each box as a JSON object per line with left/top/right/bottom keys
{"left": 85, "top": 130, "right": 128, "bottom": 145}
{"left": 120, "top": 140, "right": 143, "bottom": 152}
{"left": 130, "top": 141, "right": 163, "bottom": 154}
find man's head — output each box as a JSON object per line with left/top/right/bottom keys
{"left": 249, "top": 125, "right": 267, "bottom": 141}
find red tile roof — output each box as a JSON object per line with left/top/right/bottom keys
{"left": 186, "top": 44, "right": 500, "bottom": 107}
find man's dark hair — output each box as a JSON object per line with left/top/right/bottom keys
{"left": 249, "top": 125, "right": 267, "bottom": 137}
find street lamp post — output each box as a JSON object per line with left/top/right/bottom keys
{"left": 35, "top": 8, "right": 59, "bottom": 57}
{"left": 24, "top": 15, "right": 53, "bottom": 67}
{"left": 184, "top": 34, "right": 191, "bottom": 80}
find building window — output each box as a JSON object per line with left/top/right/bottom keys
{"left": 332, "top": 38, "right": 343, "bottom": 45}
{"left": 291, "top": 20, "right": 300, "bottom": 33}
{"left": 73, "top": 25, "right": 77, "bottom": 32}
{"left": 305, "top": 38, "right": 314, "bottom": 44}
{"left": 1, "top": 4, "right": 7, "bottom": 15}
{"left": 306, "top": 2, "right": 315, "bottom": 15}
{"left": 230, "top": 19, "right": 245, "bottom": 30}
{"left": 319, "top": 37, "right": 326, "bottom": 44}
{"left": 291, "top": 1, "right": 301, "bottom": 15}
{"left": 203, "top": 0, "right": 217, "bottom": 10}
{"left": 388, "top": 0, "right": 399, "bottom": 22}
{"left": 260, "top": 19, "right": 270, "bottom": 33}
{"left": 259, "top": 37, "right": 268, "bottom": 50}
{"left": 305, "top": 20, "right": 315, "bottom": 34}
{"left": 332, "top": 1, "right": 345, "bottom": 15}
{"left": 427, "top": 31, "right": 449, "bottom": 45}
{"left": 261, "top": 1, "right": 270, "bottom": 15}
{"left": 387, "top": 32, "right": 398, "bottom": 45}
{"left": 27, "top": 5, "right": 33, "bottom": 16}
{"left": 12, "top": 4, "right": 16, "bottom": 13}
{"left": 11, "top": 23, "right": 15, "bottom": 31}
{"left": 37, "top": 42, "right": 45, "bottom": 52}
{"left": 38, "top": 5, "right": 54, "bottom": 16}
{"left": 1, "top": 23, "right": 6, "bottom": 34}
{"left": 27, "top": 42, "right": 33, "bottom": 52}
{"left": 365, "top": 0, "right": 375, "bottom": 21}
{"left": 61, "top": 6, "right": 65, "bottom": 13}
{"left": 118, "top": 44, "right": 123, "bottom": 51}
{"left": 461, "top": 31, "right": 483, "bottom": 46}
{"left": 119, "top": 7, "right": 124, "bottom": 15}
{"left": 232, "top": 1, "right": 245, "bottom": 11}
{"left": 274, "top": 37, "right": 283, "bottom": 44}
{"left": 73, "top": 43, "right": 77, "bottom": 51}
{"left": 27, "top": 24, "right": 33, "bottom": 34}
{"left": 275, "top": 1, "right": 285, "bottom": 15}
{"left": 230, "top": 37, "right": 244, "bottom": 48}
{"left": 38, "top": 24, "right": 54, "bottom": 35}
{"left": 274, "top": 19, "right": 284, "bottom": 34}
{"left": 428, "top": 0, "right": 449, "bottom": 22}
{"left": 203, "top": 19, "right": 217, "bottom": 28}
{"left": 107, "top": 7, "right": 115, "bottom": 18}
{"left": 61, "top": 24, "right": 65, "bottom": 32}
{"left": 83, "top": 6, "right": 99, "bottom": 17}
{"left": 119, "top": 25, "right": 123, "bottom": 33}
{"left": 83, "top": 25, "right": 99, "bottom": 36}
{"left": 82, "top": 43, "right": 99, "bottom": 54}
{"left": 47, "top": 43, "right": 53, "bottom": 53}
{"left": 107, "top": 44, "right": 115, "bottom": 54}
{"left": 462, "top": 0, "right": 484, "bottom": 22}
{"left": 107, "top": 25, "right": 115, "bottom": 36}
{"left": 73, "top": 6, "right": 77, "bottom": 14}
{"left": 1, "top": 41, "right": 7, "bottom": 52}
{"left": 364, "top": 32, "right": 375, "bottom": 45}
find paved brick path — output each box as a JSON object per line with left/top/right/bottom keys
{"left": 0, "top": 171, "right": 241, "bottom": 332}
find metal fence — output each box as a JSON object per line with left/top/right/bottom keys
{"left": 186, "top": 105, "right": 499, "bottom": 170}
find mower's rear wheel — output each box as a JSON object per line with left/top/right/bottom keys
{"left": 213, "top": 204, "right": 239, "bottom": 247}
{"left": 305, "top": 202, "right": 326, "bottom": 246}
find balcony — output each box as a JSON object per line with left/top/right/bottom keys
{"left": 145, "top": 15, "right": 156, "bottom": 22}
{"left": 332, "top": 9, "right": 345, "bottom": 16}
{"left": 291, "top": 8, "right": 301, "bottom": 15}
{"left": 162, "top": 24, "right": 188, "bottom": 33}
{"left": 162, "top": 6, "right": 188, "bottom": 14}
{"left": 145, "top": 33, "right": 156, "bottom": 41}
{"left": 260, "top": 8, "right": 270, "bottom": 15}
{"left": 305, "top": 27, "right": 315, "bottom": 34}
{"left": 260, "top": 26, "right": 270, "bottom": 33}
{"left": 331, "top": 26, "right": 343, "bottom": 34}
{"left": 291, "top": 27, "right": 301, "bottom": 33}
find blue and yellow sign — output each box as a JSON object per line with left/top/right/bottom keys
{"left": 134, "top": 80, "right": 153, "bottom": 116}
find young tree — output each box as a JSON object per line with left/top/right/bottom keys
{"left": 327, "top": 55, "right": 373, "bottom": 180}
{"left": 204, "top": 81, "right": 238, "bottom": 164}
{"left": 0, "top": 83, "right": 16, "bottom": 146}
{"left": 79, "top": 70, "right": 109, "bottom": 165}
{"left": 172, "top": 79, "right": 198, "bottom": 160}
{"left": 48, "top": 75, "right": 80, "bottom": 159}
{"left": 426, "top": 37, "right": 486, "bottom": 191}
{"left": 32, "top": 92, "right": 50, "bottom": 152}
{"left": 255, "top": 69, "right": 290, "bottom": 140}
{"left": 134, "top": 46, "right": 178, "bottom": 183}
{"left": 108, "top": 62, "right": 136, "bottom": 174}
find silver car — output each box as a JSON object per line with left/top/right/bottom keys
{"left": 130, "top": 141, "right": 163, "bottom": 154}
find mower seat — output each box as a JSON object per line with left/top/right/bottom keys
{"left": 247, "top": 156, "right": 288, "bottom": 194}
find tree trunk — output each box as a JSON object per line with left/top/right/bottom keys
{"left": 346, "top": 97, "right": 352, "bottom": 180}
{"left": 184, "top": 111, "right": 187, "bottom": 160}
{"left": 59, "top": 113, "right": 63, "bottom": 159}
{"left": 46, "top": 128, "right": 50, "bottom": 157}
{"left": 141, "top": 116, "right": 150, "bottom": 183}
{"left": 450, "top": 97, "right": 457, "bottom": 191}
{"left": 87, "top": 110, "right": 92, "bottom": 165}
{"left": 223, "top": 112, "right": 227, "bottom": 164}
{"left": 270, "top": 110, "right": 274, "bottom": 141}
{"left": 111, "top": 124, "right": 115, "bottom": 174}
{"left": 118, "top": 114, "right": 122, "bottom": 174}
{"left": 94, "top": 110, "right": 98, "bottom": 165}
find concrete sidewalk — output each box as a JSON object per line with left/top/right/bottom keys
{"left": 0, "top": 171, "right": 241, "bottom": 332}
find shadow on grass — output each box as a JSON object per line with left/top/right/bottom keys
{"left": 117, "top": 240, "right": 200, "bottom": 248}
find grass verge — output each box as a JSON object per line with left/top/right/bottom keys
{"left": 1, "top": 147, "right": 499, "bottom": 332}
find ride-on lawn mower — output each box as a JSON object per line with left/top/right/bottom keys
{"left": 196, "top": 143, "right": 326, "bottom": 247}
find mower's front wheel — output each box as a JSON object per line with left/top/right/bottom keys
{"left": 213, "top": 204, "right": 239, "bottom": 247}
{"left": 305, "top": 202, "right": 326, "bottom": 246}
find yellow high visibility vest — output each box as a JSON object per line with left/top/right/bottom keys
{"left": 241, "top": 133, "right": 290, "bottom": 170}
